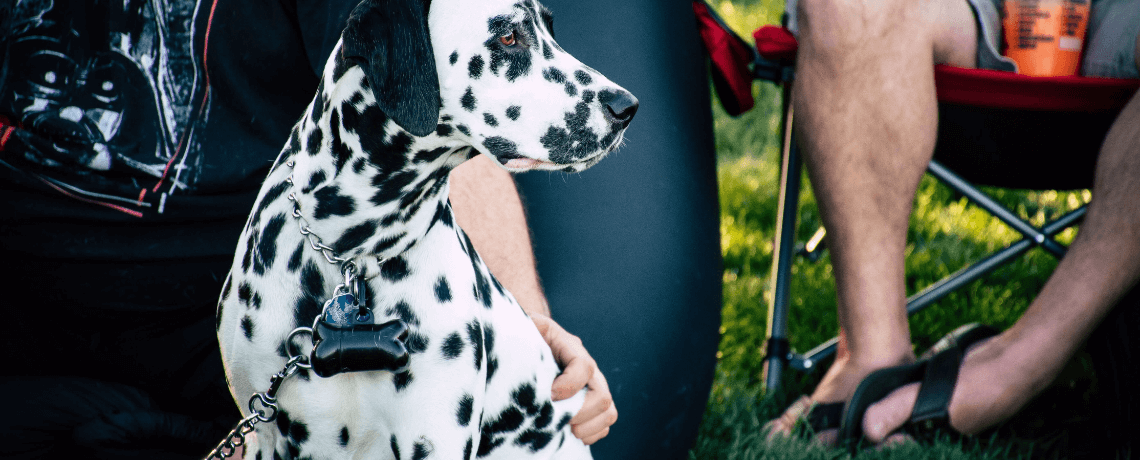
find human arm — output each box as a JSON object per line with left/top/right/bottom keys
{"left": 449, "top": 154, "right": 618, "bottom": 444}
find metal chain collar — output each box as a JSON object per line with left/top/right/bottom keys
{"left": 285, "top": 160, "right": 348, "bottom": 265}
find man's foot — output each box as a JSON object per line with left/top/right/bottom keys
{"left": 766, "top": 352, "right": 915, "bottom": 446}
{"left": 860, "top": 331, "right": 1058, "bottom": 444}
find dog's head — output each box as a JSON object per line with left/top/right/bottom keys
{"left": 341, "top": 0, "right": 637, "bottom": 172}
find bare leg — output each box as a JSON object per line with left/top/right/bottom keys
{"left": 767, "top": 0, "right": 978, "bottom": 437}
{"left": 863, "top": 41, "right": 1140, "bottom": 441}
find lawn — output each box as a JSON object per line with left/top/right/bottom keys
{"left": 687, "top": 1, "right": 1107, "bottom": 458}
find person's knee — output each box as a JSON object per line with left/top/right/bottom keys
{"left": 795, "top": 0, "right": 917, "bottom": 50}
{"left": 796, "top": 0, "right": 973, "bottom": 63}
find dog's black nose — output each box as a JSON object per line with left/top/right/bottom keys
{"left": 600, "top": 90, "right": 639, "bottom": 127}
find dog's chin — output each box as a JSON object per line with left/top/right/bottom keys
{"left": 495, "top": 149, "right": 613, "bottom": 173}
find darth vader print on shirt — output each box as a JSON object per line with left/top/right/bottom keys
{"left": 0, "top": 0, "right": 209, "bottom": 216}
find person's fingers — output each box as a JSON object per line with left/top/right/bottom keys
{"left": 569, "top": 368, "right": 612, "bottom": 424}
{"left": 862, "top": 382, "right": 920, "bottom": 443}
{"left": 532, "top": 314, "right": 595, "bottom": 400}
{"left": 572, "top": 402, "right": 617, "bottom": 444}
{"left": 529, "top": 313, "right": 616, "bottom": 443}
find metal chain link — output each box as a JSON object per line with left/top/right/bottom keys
{"left": 285, "top": 161, "right": 348, "bottom": 265}
{"left": 204, "top": 355, "right": 308, "bottom": 459}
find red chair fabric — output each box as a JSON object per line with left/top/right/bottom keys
{"left": 694, "top": 1, "right": 755, "bottom": 115}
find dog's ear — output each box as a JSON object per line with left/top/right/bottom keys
{"left": 342, "top": 0, "right": 439, "bottom": 137}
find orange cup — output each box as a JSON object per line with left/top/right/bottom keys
{"left": 1002, "top": 0, "right": 1090, "bottom": 76}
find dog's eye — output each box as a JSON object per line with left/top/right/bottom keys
{"left": 499, "top": 32, "right": 517, "bottom": 47}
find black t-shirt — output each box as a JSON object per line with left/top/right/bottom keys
{"left": 0, "top": 0, "right": 359, "bottom": 415}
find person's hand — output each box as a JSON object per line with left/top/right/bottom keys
{"left": 531, "top": 313, "right": 617, "bottom": 445}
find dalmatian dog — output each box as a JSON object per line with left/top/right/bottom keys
{"left": 215, "top": 0, "right": 637, "bottom": 458}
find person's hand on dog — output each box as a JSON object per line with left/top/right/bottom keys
{"left": 531, "top": 313, "right": 617, "bottom": 445}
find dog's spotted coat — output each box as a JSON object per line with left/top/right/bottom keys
{"left": 216, "top": 0, "right": 637, "bottom": 458}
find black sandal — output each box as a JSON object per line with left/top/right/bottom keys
{"left": 839, "top": 323, "right": 1001, "bottom": 452}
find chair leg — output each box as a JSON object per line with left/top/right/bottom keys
{"left": 764, "top": 87, "right": 800, "bottom": 392}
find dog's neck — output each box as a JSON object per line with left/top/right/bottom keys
{"left": 281, "top": 55, "right": 474, "bottom": 264}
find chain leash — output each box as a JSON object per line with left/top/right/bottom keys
{"left": 205, "top": 354, "right": 309, "bottom": 459}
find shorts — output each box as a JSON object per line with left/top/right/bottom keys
{"left": 782, "top": 0, "right": 1140, "bottom": 78}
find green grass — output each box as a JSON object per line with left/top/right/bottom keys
{"left": 690, "top": 1, "right": 1099, "bottom": 458}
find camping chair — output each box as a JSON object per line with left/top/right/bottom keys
{"left": 694, "top": 2, "right": 1140, "bottom": 391}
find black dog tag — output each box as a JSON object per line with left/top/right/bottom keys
{"left": 310, "top": 319, "right": 410, "bottom": 378}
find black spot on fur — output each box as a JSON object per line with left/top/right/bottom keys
{"left": 542, "top": 41, "right": 554, "bottom": 60}
{"left": 457, "top": 393, "right": 475, "bottom": 426}
{"left": 483, "top": 113, "right": 498, "bottom": 127}
{"left": 467, "top": 320, "right": 484, "bottom": 371}
{"left": 276, "top": 410, "right": 293, "bottom": 442}
{"left": 564, "top": 82, "right": 578, "bottom": 97}
{"left": 241, "top": 315, "right": 255, "bottom": 340}
{"left": 556, "top": 413, "right": 572, "bottom": 430}
{"left": 473, "top": 270, "right": 493, "bottom": 308}
{"left": 289, "top": 419, "right": 309, "bottom": 444}
{"left": 515, "top": 429, "right": 554, "bottom": 452}
{"left": 477, "top": 431, "right": 503, "bottom": 457}
{"left": 252, "top": 181, "right": 290, "bottom": 228}
{"left": 535, "top": 402, "right": 554, "bottom": 429}
{"left": 435, "top": 277, "right": 453, "bottom": 302}
{"left": 412, "top": 441, "right": 431, "bottom": 460}
{"left": 482, "top": 137, "right": 517, "bottom": 159}
{"left": 457, "top": 124, "right": 471, "bottom": 136}
{"left": 406, "top": 331, "right": 429, "bottom": 354}
{"left": 302, "top": 170, "right": 327, "bottom": 194}
{"left": 469, "top": 55, "right": 485, "bottom": 79}
{"left": 513, "top": 383, "right": 539, "bottom": 414}
{"left": 251, "top": 292, "right": 262, "bottom": 310}
{"left": 329, "top": 109, "right": 353, "bottom": 169}
{"left": 287, "top": 242, "right": 304, "bottom": 272}
{"left": 331, "top": 220, "right": 378, "bottom": 254}
{"left": 253, "top": 214, "right": 287, "bottom": 275}
{"left": 238, "top": 282, "right": 253, "bottom": 306}
{"left": 306, "top": 129, "right": 324, "bottom": 155}
{"left": 574, "top": 69, "right": 593, "bottom": 86}
{"left": 381, "top": 256, "right": 411, "bottom": 281}
{"left": 543, "top": 67, "right": 567, "bottom": 84}
{"left": 387, "top": 301, "right": 420, "bottom": 327}
{"left": 370, "top": 170, "right": 418, "bottom": 206}
{"left": 436, "top": 123, "right": 453, "bottom": 137}
{"left": 464, "top": 438, "right": 473, "bottom": 460}
{"left": 442, "top": 332, "right": 464, "bottom": 360}
{"left": 372, "top": 233, "right": 405, "bottom": 254}
{"left": 461, "top": 87, "right": 477, "bottom": 112}
{"left": 486, "top": 16, "right": 532, "bottom": 81}
{"left": 483, "top": 324, "right": 496, "bottom": 355}
{"left": 294, "top": 261, "right": 324, "bottom": 329}
{"left": 432, "top": 202, "right": 454, "bottom": 229}
{"left": 390, "top": 435, "right": 401, "bottom": 459}
{"left": 414, "top": 146, "right": 450, "bottom": 163}
{"left": 484, "top": 406, "right": 524, "bottom": 434}
{"left": 582, "top": 89, "right": 596, "bottom": 104}
{"left": 394, "top": 371, "right": 413, "bottom": 391}
{"left": 338, "top": 426, "right": 350, "bottom": 447}
{"left": 540, "top": 101, "right": 601, "bottom": 163}
{"left": 450, "top": 51, "right": 459, "bottom": 65}
{"left": 486, "top": 357, "right": 498, "bottom": 383}
{"left": 312, "top": 186, "right": 356, "bottom": 220}
{"left": 506, "top": 106, "right": 521, "bottom": 121}
{"left": 352, "top": 158, "right": 367, "bottom": 174}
